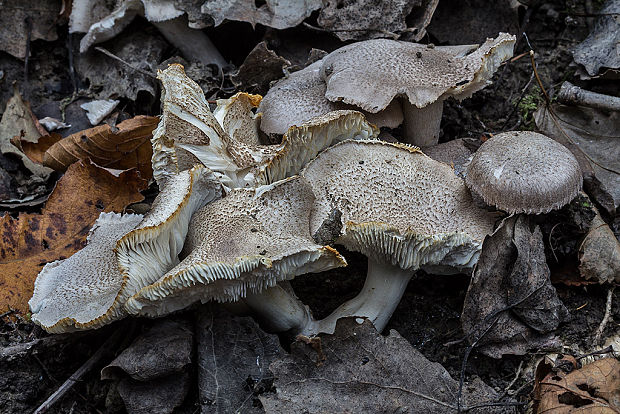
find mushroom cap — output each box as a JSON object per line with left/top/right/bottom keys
{"left": 29, "top": 212, "right": 143, "bottom": 333}
{"left": 258, "top": 59, "right": 404, "bottom": 135}
{"left": 465, "top": 131, "right": 583, "bottom": 214}
{"left": 213, "top": 92, "right": 263, "bottom": 146}
{"left": 320, "top": 33, "right": 515, "bottom": 112}
{"left": 301, "top": 140, "right": 498, "bottom": 274}
{"left": 124, "top": 176, "right": 346, "bottom": 317}
{"left": 152, "top": 63, "right": 232, "bottom": 188}
{"left": 115, "top": 165, "right": 222, "bottom": 305}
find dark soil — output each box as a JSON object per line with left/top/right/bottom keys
{"left": 1, "top": 0, "right": 618, "bottom": 413}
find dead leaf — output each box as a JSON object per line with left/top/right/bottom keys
{"left": 17, "top": 116, "right": 158, "bottom": 180}
{"left": 0, "top": 161, "right": 147, "bottom": 315}
{"left": 101, "top": 318, "right": 193, "bottom": 414}
{"left": 535, "top": 357, "right": 620, "bottom": 413}
{"left": 0, "top": 0, "right": 61, "bottom": 59}
{"left": 0, "top": 89, "right": 53, "bottom": 179}
{"left": 196, "top": 305, "right": 283, "bottom": 414}
{"left": 534, "top": 104, "right": 620, "bottom": 213}
{"left": 260, "top": 318, "right": 510, "bottom": 413}
{"left": 317, "top": 0, "right": 437, "bottom": 42}
{"left": 578, "top": 204, "right": 620, "bottom": 283}
{"left": 76, "top": 30, "right": 166, "bottom": 101}
{"left": 462, "top": 215, "right": 570, "bottom": 358}
{"left": 232, "top": 42, "right": 290, "bottom": 95}
{"left": 202, "top": 0, "right": 322, "bottom": 29}
{"left": 572, "top": 0, "right": 620, "bottom": 78}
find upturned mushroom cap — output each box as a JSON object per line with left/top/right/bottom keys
{"left": 258, "top": 59, "right": 404, "bottom": 135}
{"left": 115, "top": 165, "right": 222, "bottom": 305}
{"left": 151, "top": 64, "right": 233, "bottom": 188}
{"left": 320, "top": 34, "right": 515, "bottom": 112}
{"left": 465, "top": 131, "right": 583, "bottom": 214}
{"left": 29, "top": 212, "right": 143, "bottom": 333}
{"left": 213, "top": 92, "right": 263, "bottom": 146}
{"left": 124, "top": 176, "right": 346, "bottom": 317}
{"left": 301, "top": 140, "right": 498, "bottom": 273}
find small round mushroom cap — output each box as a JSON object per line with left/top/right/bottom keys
{"left": 115, "top": 165, "right": 222, "bottom": 305}
{"left": 258, "top": 59, "right": 404, "bottom": 135}
{"left": 320, "top": 33, "right": 516, "bottom": 112}
{"left": 29, "top": 212, "right": 143, "bottom": 333}
{"left": 465, "top": 131, "right": 583, "bottom": 214}
{"left": 124, "top": 176, "right": 346, "bottom": 317}
{"left": 301, "top": 140, "right": 498, "bottom": 273}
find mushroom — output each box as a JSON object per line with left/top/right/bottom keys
{"left": 258, "top": 59, "right": 404, "bottom": 136}
{"left": 29, "top": 212, "right": 143, "bottom": 333}
{"left": 465, "top": 131, "right": 582, "bottom": 214}
{"left": 319, "top": 34, "right": 516, "bottom": 146}
{"left": 123, "top": 176, "right": 346, "bottom": 334}
{"left": 29, "top": 165, "right": 222, "bottom": 333}
{"left": 153, "top": 64, "right": 379, "bottom": 190}
{"left": 300, "top": 140, "right": 498, "bottom": 332}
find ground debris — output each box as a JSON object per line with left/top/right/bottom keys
{"left": 261, "top": 318, "right": 513, "bottom": 413}
{"left": 462, "top": 215, "right": 570, "bottom": 359}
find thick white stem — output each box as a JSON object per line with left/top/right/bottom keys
{"left": 241, "top": 281, "right": 317, "bottom": 334}
{"left": 402, "top": 99, "right": 444, "bottom": 147}
{"left": 153, "top": 16, "right": 227, "bottom": 68}
{"left": 313, "top": 260, "right": 413, "bottom": 334}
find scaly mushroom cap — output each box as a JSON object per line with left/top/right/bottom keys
{"left": 115, "top": 165, "right": 222, "bottom": 306}
{"left": 320, "top": 33, "right": 515, "bottom": 112}
{"left": 465, "top": 131, "right": 583, "bottom": 214}
{"left": 151, "top": 63, "right": 234, "bottom": 188}
{"left": 29, "top": 212, "right": 143, "bottom": 333}
{"left": 124, "top": 176, "right": 346, "bottom": 317}
{"left": 258, "top": 59, "right": 404, "bottom": 135}
{"left": 301, "top": 140, "right": 498, "bottom": 274}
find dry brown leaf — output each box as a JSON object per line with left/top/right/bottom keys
{"left": 17, "top": 116, "right": 158, "bottom": 180}
{"left": 536, "top": 357, "right": 620, "bottom": 413}
{"left": 0, "top": 161, "right": 147, "bottom": 315}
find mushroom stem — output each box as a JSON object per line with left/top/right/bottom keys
{"left": 315, "top": 259, "right": 413, "bottom": 334}
{"left": 402, "top": 99, "right": 444, "bottom": 147}
{"left": 241, "top": 281, "right": 316, "bottom": 334}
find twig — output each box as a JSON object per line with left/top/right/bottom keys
{"left": 593, "top": 287, "right": 616, "bottom": 345}
{"left": 32, "top": 324, "right": 131, "bottom": 414}
{"left": 499, "top": 360, "right": 524, "bottom": 400}
{"left": 94, "top": 47, "right": 157, "bottom": 79}
{"left": 576, "top": 345, "right": 615, "bottom": 360}
{"left": 558, "top": 81, "right": 620, "bottom": 112}
{"left": 0, "top": 309, "right": 14, "bottom": 319}
{"left": 23, "top": 15, "right": 32, "bottom": 96}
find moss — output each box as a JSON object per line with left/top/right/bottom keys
{"left": 516, "top": 86, "right": 544, "bottom": 130}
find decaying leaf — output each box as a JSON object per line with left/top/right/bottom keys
{"left": 196, "top": 306, "right": 283, "bottom": 414}
{"left": 317, "top": 0, "right": 438, "bottom": 42}
{"left": 16, "top": 116, "right": 158, "bottom": 180}
{"left": 462, "top": 215, "right": 570, "bottom": 358}
{"left": 201, "top": 0, "right": 322, "bottom": 29}
{"left": 101, "top": 318, "right": 193, "bottom": 414}
{"left": 0, "top": 89, "right": 53, "bottom": 179}
{"left": 535, "top": 356, "right": 620, "bottom": 413}
{"left": 260, "top": 318, "right": 510, "bottom": 413}
{"left": 534, "top": 104, "right": 620, "bottom": 213}
{"left": 0, "top": 161, "right": 147, "bottom": 315}
{"left": 0, "top": 0, "right": 61, "bottom": 59}
{"left": 578, "top": 203, "right": 620, "bottom": 283}
{"left": 232, "top": 42, "right": 291, "bottom": 95}
{"left": 572, "top": 0, "right": 620, "bottom": 78}
{"left": 76, "top": 30, "right": 166, "bottom": 101}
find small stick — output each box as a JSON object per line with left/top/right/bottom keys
{"left": 558, "top": 81, "right": 620, "bottom": 112}
{"left": 593, "top": 287, "right": 615, "bottom": 345}
{"left": 94, "top": 47, "right": 157, "bottom": 79}
{"left": 32, "top": 325, "right": 130, "bottom": 414}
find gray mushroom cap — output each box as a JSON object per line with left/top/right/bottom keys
{"left": 465, "top": 131, "right": 583, "bottom": 214}
{"left": 258, "top": 59, "right": 404, "bottom": 135}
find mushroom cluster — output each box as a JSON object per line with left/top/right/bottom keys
{"left": 29, "top": 33, "right": 582, "bottom": 339}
